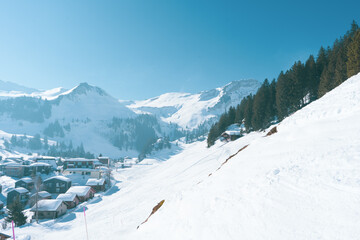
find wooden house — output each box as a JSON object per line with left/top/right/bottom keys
{"left": 31, "top": 199, "right": 67, "bottom": 219}
{"left": 29, "top": 162, "right": 52, "bottom": 175}
{"left": 63, "top": 168, "right": 101, "bottom": 178}
{"left": 66, "top": 186, "right": 95, "bottom": 202}
{"left": 43, "top": 176, "right": 72, "bottom": 194}
{"left": 15, "top": 177, "right": 35, "bottom": 191}
{"left": 7, "top": 187, "right": 29, "bottom": 207}
{"left": 86, "top": 178, "right": 106, "bottom": 192}
{"left": 56, "top": 193, "right": 80, "bottom": 209}
{"left": 3, "top": 164, "right": 31, "bottom": 178}
{"left": 29, "top": 191, "right": 52, "bottom": 207}
{"left": 35, "top": 156, "right": 58, "bottom": 169}
{"left": 0, "top": 233, "right": 11, "bottom": 240}
{"left": 63, "top": 158, "right": 100, "bottom": 170}
{"left": 98, "top": 156, "right": 110, "bottom": 166}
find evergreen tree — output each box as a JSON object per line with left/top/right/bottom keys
{"left": 276, "top": 71, "right": 291, "bottom": 120}
{"left": 234, "top": 98, "right": 246, "bottom": 123}
{"left": 347, "top": 30, "right": 360, "bottom": 78}
{"left": 304, "top": 55, "right": 318, "bottom": 101}
{"left": 28, "top": 134, "right": 42, "bottom": 150}
{"left": 43, "top": 135, "right": 49, "bottom": 150}
{"left": 252, "top": 79, "right": 270, "bottom": 130}
{"left": 334, "top": 45, "right": 348, "bottom": 85}
{"left": 5, "top": 198, "right": 27, "bottom": 226}
{"left": 243, "top": 95, "right": 254, "bottom": 131}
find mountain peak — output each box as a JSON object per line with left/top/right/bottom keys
{"left": 68, "top": 82, "right": 109, "bottom": 97}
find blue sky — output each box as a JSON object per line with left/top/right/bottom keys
{"left": 0, "top": 0, "right": 359, "bottom": 100}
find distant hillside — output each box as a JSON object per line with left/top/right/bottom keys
{"left": 0, "top": 80, "right": 260, "bottom": 158}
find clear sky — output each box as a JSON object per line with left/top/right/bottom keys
{"left": 0, "top": 0, "right": 359, "bottom": 100}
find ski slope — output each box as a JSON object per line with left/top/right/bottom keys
{"left": 10, "top": 73, "right": 360, "bottom": 239}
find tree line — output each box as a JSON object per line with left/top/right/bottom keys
{"left": 208, "top": 21, "right": 360, "bottom": 147}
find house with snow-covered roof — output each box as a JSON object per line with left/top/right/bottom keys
{"left": 31, "top": 199, "right": 67, "bottom": 219}
{"left": 3, "top": 163, "right": 31, "bottom": 178}
{"left": 35, "top": 156, "right": 58, "bottom": 169}
{"left": 220, "top": 123, "right": 243, "bottom": 142}
{"left": 56, "top": 193, "right": 80, "bottom": 209}
{"left": 63, "top": 158, "right": 101, "bottom": 170}
{"left": 86, "top": 178, "right": 106, "bottom": 192}
{"left": 43, "top": 176, "right": 72, "bottom": 194}
{"left": 15, "top": 177, "right": 34, "bottom": 191}
{"left": 29, "top": 162, "right": 52, "bottom": 174}
{"left": 66, "top": 186, "right": 95, "bottom": 202}
{"left": 0, "top": 232, "right": 11, "bottom": 240}
{"left": 29, "top": 191, "right": 52, "bottom": 207}
{"left": 98, "top": 156, "right": 111, "bottom": 165}
{"left": 7, "top": 187, "right": 29, "bottom": 207}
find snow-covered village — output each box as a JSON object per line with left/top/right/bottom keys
{"left": 1, "top": 1, "right": 360, "bottom": 239}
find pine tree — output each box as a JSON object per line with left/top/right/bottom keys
{"left": 276, "top": 71, "right": 291, "bottom": 120}
{"left": 334, "top": 45, "right": 348, "bottom": 86}
{"left": 5, "top": 198, "right": 27, "bottom": 226}
{"left": 243, "top": 95, "right": 254, "bottom": 131}
{"left": 252, "top": 79, "right": 270, "bottom": 130}
{"left": 347, "top": 30, "right": 360, "bottom": 78}
{"left": 304, "top": 55, "right": 318, "bottom": 101}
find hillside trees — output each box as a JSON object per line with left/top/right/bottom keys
{"left": 207, "top": 21, "right": 360, "bottom": 147}
{"left": 5, "top": 199, "right": 27, "bottom": 226}
{"left": 347, "top": 29, "right": 360, "bottom": 77}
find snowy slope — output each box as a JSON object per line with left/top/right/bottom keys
{"left": 128, "top": 79, "right": 260, "bottom": 129}
{"left": 11, "top": 74, "right": 360, "bottom": 239}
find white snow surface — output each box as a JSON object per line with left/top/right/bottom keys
{"left": 7, "top": 73, "right": 360, "bottom": 239}
{"left": 128, "top": 79, "right": 260, "bottom": 129}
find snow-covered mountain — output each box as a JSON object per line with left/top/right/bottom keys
{"left": 0, "top": 80, "right": 68, "bottom": 100}
{"left": 0, "top": 79, "right": 260, "bottom": 157}
{"left": 10, "top": 73, "right": 360, "bottom": 239}
{"left": 128, "top": 79, "right": 261, "bottom": 129}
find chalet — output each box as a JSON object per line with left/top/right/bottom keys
{"left": 0, "top": 233, "right": 11, "bottom": 240}
{"left": 7, "top": 187, "right": 29, "bottom": 207}
{"left": 221, "top": 123, "right": 243, "bottom": 142}
{"left": 56, "top": 193, "right": 80, "bottom": 209}
{"left": 29, "top": 162, "right": 52, "bottom": 174}
{"left": 63, "top": 158, "right": 101, "bottom": 170}
{"left": 43, "top": 176, "right": 72, "bottom": 194}
{"left": 66, "top": 186, "right": 95, "bottom": 202}
{"left": 15, "top": 177, "right": 35, "bottom": 191}
{"left": 63, "top": 168, "right": 101, "bottom": 178}
{"left": 98, "top": 156, "right": 110, "bottom": 166}
{"left": 35, "top": 156, "right": 58, "bottom": 169}
{"left": 3, "top": 164, "right": 31, "bottom": 178}
{"left": 220, "top": 130, "right": 242, "bottom": 142}
{"left": 29, "top": 191, "right": 52, "bottom": 207}
{"left": 86, "top": 178, "right": 106, "bottom": 192}
{"left": 31, "top": 199, "right": 67, "bottom": 219}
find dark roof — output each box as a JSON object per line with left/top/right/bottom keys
{"left": 0, "top": 233, "right": 11, "bottom": 238}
